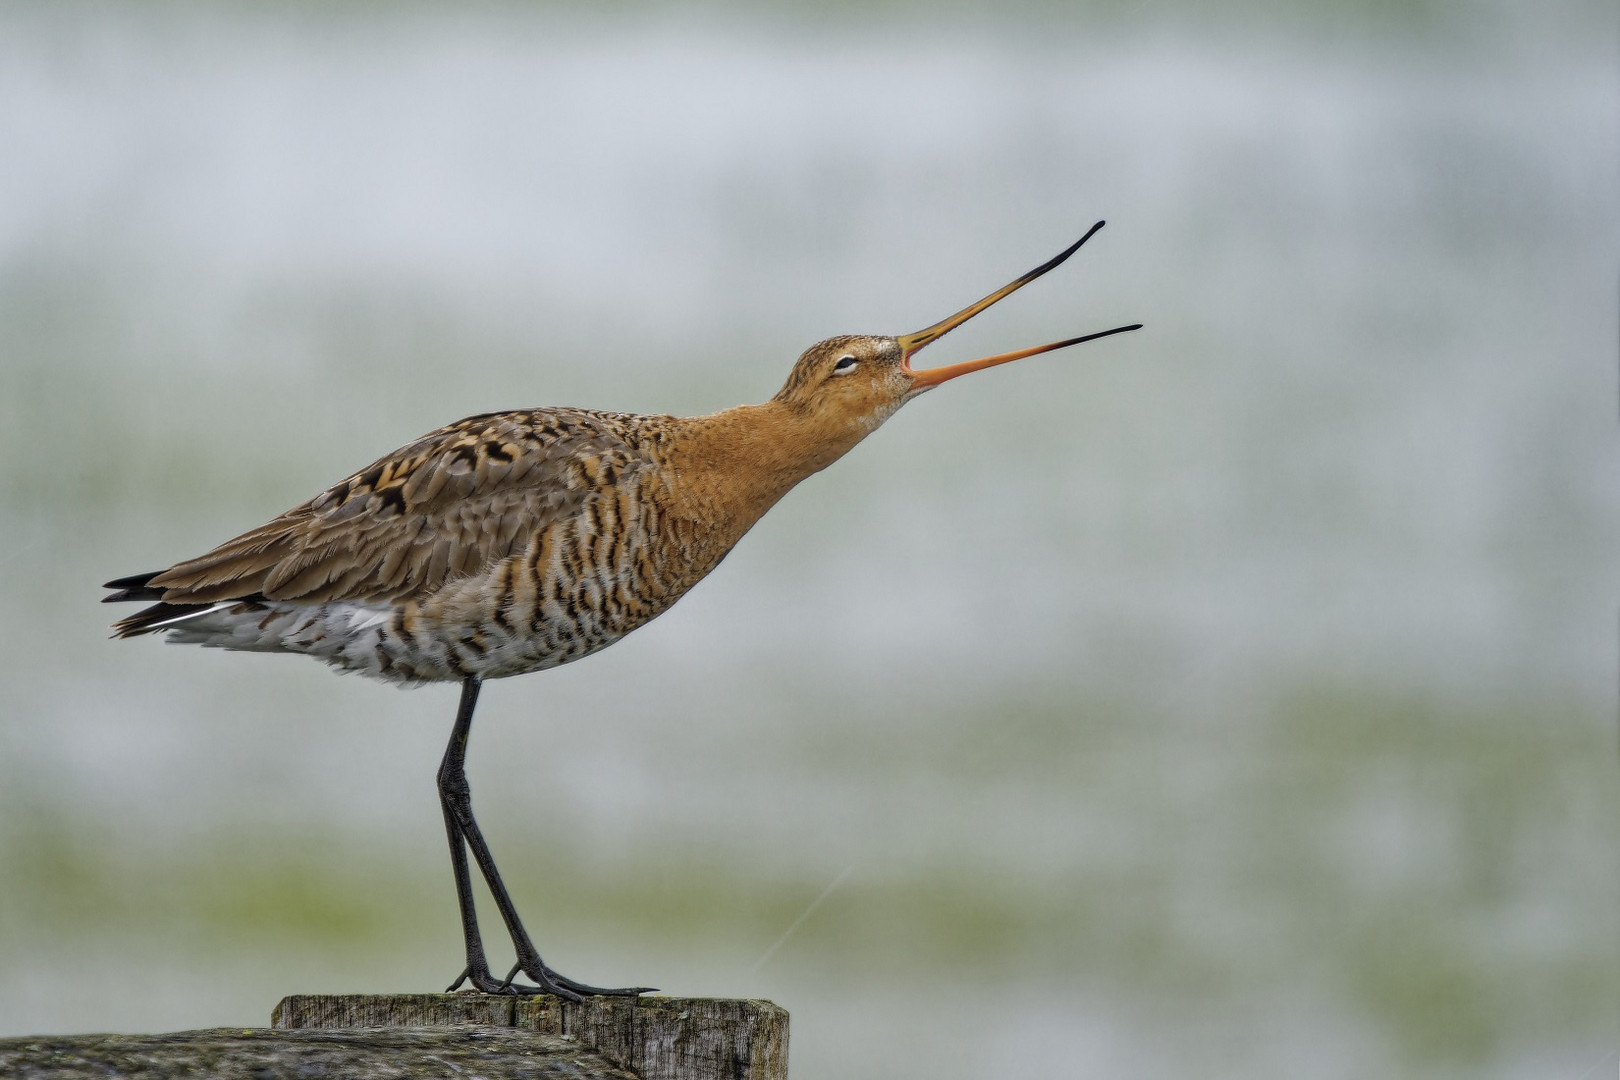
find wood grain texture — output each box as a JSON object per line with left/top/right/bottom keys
{"left": 0, "top": 1027, "right": 639, "bottom": 1080}
{"left": 274, "top": 994, "right": 789, "bottom": 1080}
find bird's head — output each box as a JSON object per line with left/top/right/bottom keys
{"left": 771, "top": 221, "right": 1140, "bottom": 452}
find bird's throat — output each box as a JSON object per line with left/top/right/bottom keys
{"left": 668, "top": 399, "right": 878, "bottom": 530}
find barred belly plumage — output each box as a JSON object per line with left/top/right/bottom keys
{"left": 387, "top": 505, "right": 692, "bottom": 684}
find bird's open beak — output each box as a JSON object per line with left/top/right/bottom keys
{"left": 897, "top": 220, "right": 1141, "bottom": 392}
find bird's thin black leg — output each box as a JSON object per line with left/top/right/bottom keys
{"left": 441, "top": 798, "right": 539, "bottom": 993}
{"left": 437, "top": 675, "right": 651, "bottom": 1000}
{"left": 454, "top": 790, "right": 652, "bottom": 1000}
{"left": 438, "top": 676, "right": 537, "bottom": 994}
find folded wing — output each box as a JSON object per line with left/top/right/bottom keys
{"left": 105, "top": 408, "right": 651, "bottom": 636}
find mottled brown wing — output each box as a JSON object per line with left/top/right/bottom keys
{"left": 142, "top": 408, "right": 650, "bottom": 606}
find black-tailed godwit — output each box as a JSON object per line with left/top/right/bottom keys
{"left": 104, "top": 220, "right": 1139, "bottom": 999}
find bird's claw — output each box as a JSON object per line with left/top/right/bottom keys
{"left": 446, "top": 963, "right": 543, "bottom": 996}
{"left": 505, "top": 951, "right": 653, "bottom": 1000}
{"left": 448, "top": 956, "right": 648, "bottom": 1000}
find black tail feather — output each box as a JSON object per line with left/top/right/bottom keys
{"left": 103, "top": 571, "right": 165, "bottom": 604}
{"left": 106, "top": 571, "right": 269, "bottom": 636}
{"left": 105, "top": 570, "right": 181, "bottom": 635}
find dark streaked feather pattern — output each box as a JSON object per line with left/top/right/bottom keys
{"left": 122, "top": 408, "right": 654, "bottom": 614}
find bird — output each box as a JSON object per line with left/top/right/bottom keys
{"left": 103, "top": 220, "right": 1140, "bottom": 1001}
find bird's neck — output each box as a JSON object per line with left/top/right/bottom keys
{"left": 666, "top": 399, "right": 871, "bottom": 527}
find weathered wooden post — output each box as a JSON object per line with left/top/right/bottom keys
{"left": 0, "top": 994, "right": 788, "bottom": 1079}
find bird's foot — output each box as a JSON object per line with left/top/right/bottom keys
{"left": 445, "top": 963, "right": 543, "bottom": 996}
{"left": 498, "top": 957, "right": 654, "bottom": 1000}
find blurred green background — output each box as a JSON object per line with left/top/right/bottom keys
{"left": 0, "top": 1, "right": 1615, "bottom": 1077}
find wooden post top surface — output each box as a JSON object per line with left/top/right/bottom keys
{"left": 274, "top": 993, "right": 788, "bottom": 1080}
{"left": 0, "top": 994, "right": 786, "bottom": 1080}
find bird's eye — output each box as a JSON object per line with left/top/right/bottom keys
{"left": 831, "top": 355, "right": 859, "bottom": 375}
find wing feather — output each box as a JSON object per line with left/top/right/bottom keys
{"left": 140, "top": 409, "right": 650, "bottom": 607}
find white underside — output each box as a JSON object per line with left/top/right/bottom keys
{"left": 160, "top": 598, "right": 619, "bottom": 685}
{"left": 164, "top": 600, "right": 409, "bottom": 674}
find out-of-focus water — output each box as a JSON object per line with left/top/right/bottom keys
{"left": 0, "top": 4, "right": 1614, "bottom": 1078}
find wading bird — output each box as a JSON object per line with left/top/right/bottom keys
{"left": 104, "top": 221, "right": 1139, "bottom": 999}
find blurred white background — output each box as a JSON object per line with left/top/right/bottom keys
{"left": 0, "top": 2, "right": 1615, "bottom": 1078}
